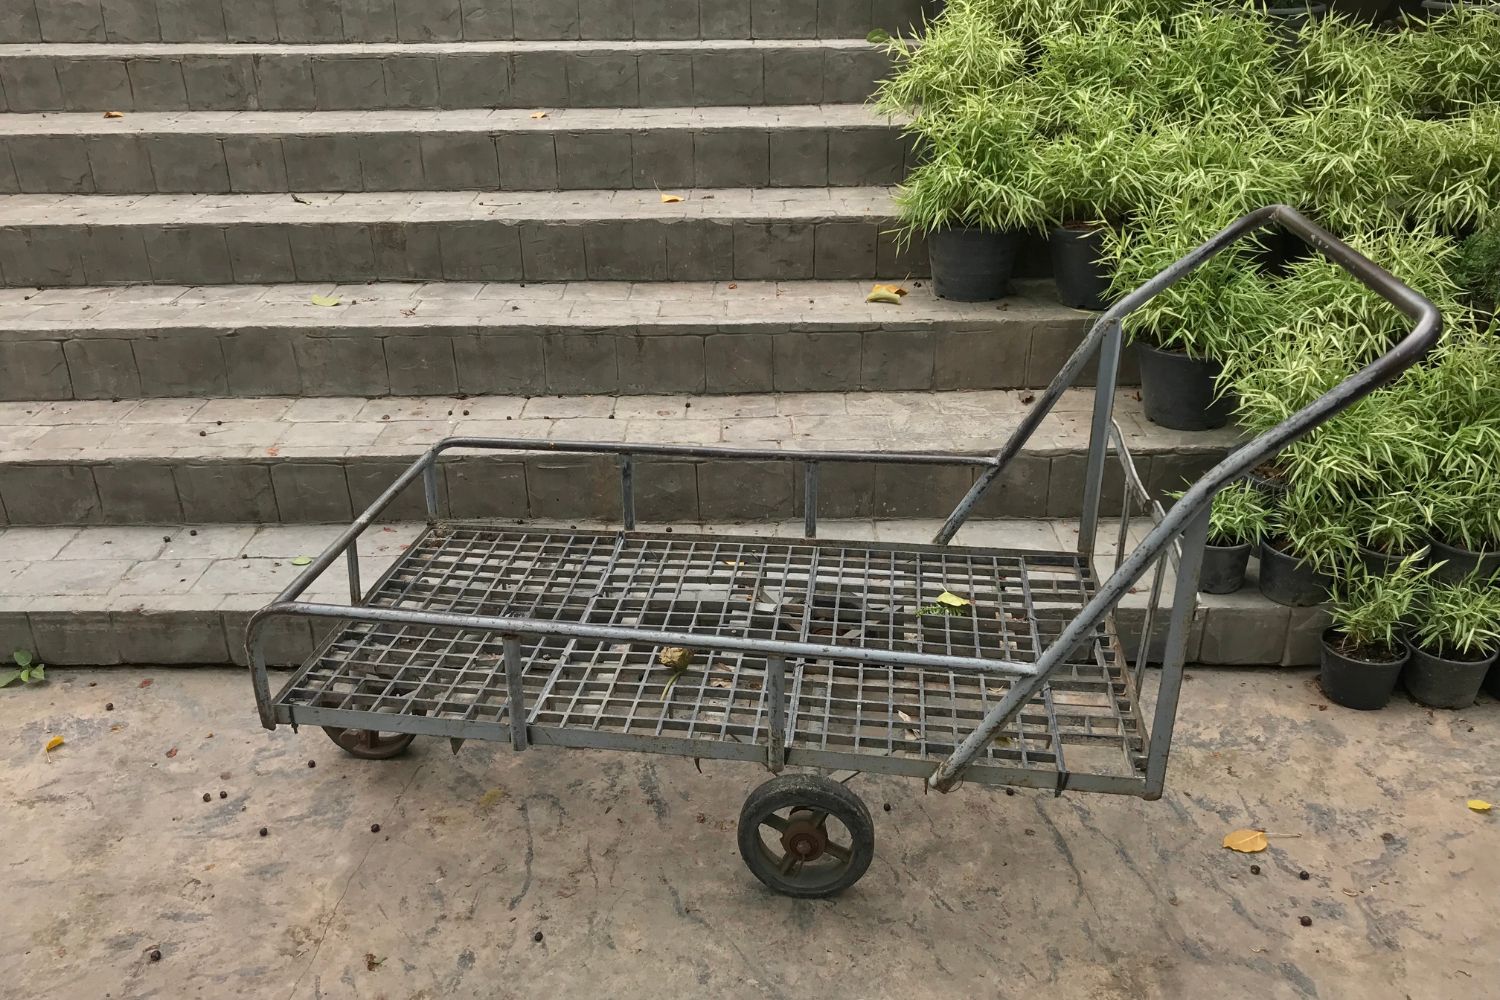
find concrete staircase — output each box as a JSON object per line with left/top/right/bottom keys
{"left": 0, "top": 0, "right": 1315, "bottom": 669}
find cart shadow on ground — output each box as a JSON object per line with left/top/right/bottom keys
{"left": 2, "top": 667, "right": 1496, "bottom": 1000}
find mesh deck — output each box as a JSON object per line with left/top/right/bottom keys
{"left": 273, "top": 525, "right": 1151, "bottom": 791}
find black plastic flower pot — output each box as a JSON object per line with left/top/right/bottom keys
{"left": 1257, "top": 539, "right": 1332, "bottom": 607}
{"left": 1200, "top": 542, "right": 1251, "bottom": 594}
{"left": 927, "top": 226, "right": 1020, "bottom": 302}
{"left": 1358, "top": 544, "right": 1416, "bottom": 576}
{"left": 1320, "top": 629, "right": 1408, "bottom": 711}
{"left": 1135, "top": 343, "right": 1233, "bottom": 431}
{"left": 1403, "top": 644, "right": 1497, "bottom": 710}
{"left": 1427, "top": 538, "right": 1500, "bottom": 586}
{"left": 1485, "top": 660, "right": 1500, "bottom": 699}
{"left": 1049, "top": 224, "right": 1112, "bottom": 311}
{"left": 1247, "top": 465, "right": 1291, "bottom": 504}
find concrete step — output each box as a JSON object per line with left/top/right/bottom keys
{"left": 0, "top": 518, "right": 1322, "bottom": 668}
{"left": 2, "top": 0, "right": 933, "bottom": 44}
{"left": 0, "top": 106, "right": 910, "bottom": 193}
{"left": 0, "top": 279, "right": 1127, "bottom": 401}
{"left": 0, "top": 39, "right": 890, "bottom": 112}
{"left": 0, "top": 188, "right": 924, "bottom": 286}
{"left": 0, "top": 389, "right": 1236, "bottom": 526}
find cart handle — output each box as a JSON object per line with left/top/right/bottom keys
{"left": 929, "top": 205, "right": 1442, "bottom": 794}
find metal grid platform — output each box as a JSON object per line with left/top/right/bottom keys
{"left": 272, "top": 525, "right": 1151, "bottom": 792}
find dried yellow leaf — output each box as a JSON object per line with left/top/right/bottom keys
{"left": 45, "top": 735, "right": 65, "bottom": 752}
{"left": 1468, "top": 799, "right": 1492, "bottom": 813}
{"left": 865, "top": 288, "right": 902, "bottom": 305}
{"left": 872, "top": 283, "right": 908, "bottom": 297}
{"left": 660, "top": 193, "right": 683, "bottom": 203}
{"left": 103, "top": 110, "right": 125, "bottom": 119}
{"left": 529, "top": 110, "right": 548, "bottom": 119}
{"left": 1222, "top": 828, "right": 1269, "bottom": 853}
{"left": 310, "top": 294, "right": 341, "bottom": 307}
{"left": 936, "top": 591, "right": 972, "bottom": 608}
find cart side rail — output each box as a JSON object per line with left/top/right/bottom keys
{"left": 927, "top": 205, "right": 1442, "bottom": 796}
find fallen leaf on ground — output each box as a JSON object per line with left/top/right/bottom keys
{"left": 290, "top": 556, "right": 313, "bottom": 566}
{"left": 937, "top": 591, "right": 972, "bottom": 608}
{"left": 865, "top": 287, "right": 902, "bottom": 305}
{"left": 310, "top": 294, "right": 341, "bottom": 307}
{"left": 660, "top": 193, "right": 683, "bottom": 203}
{"left": 1222, "top": 828, "right": 1269, "bottom": 853}
{"left": 364, "top": 953, "right": 385, "bottom": 970}
{"left": 1469, "top": 799, "right": 1492, "bottom": 812}
{"left": 873, "top": 283, "right": 908, "bottom": 297}
{"left": 529, "top": 111, "right": 547, "bottom": 119}
{"left": 165, "top": 746, "right": 178, "bottom": 758}
{"left": 266, "top": 446, "right": 280, "bottom": 457}
{"left": 45, "top": 735, "right": 65, "bottom": 752}
{"left": 709, "top": 677, "right": 732, "bottom": 689}
{"left": 103, "top": 110, "right": 124, "bottom": 119}
{"left": 139, "top": 678, "right": 153, "bottom": 688}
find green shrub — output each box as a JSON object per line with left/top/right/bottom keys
{"left": 1412, "top": 578, "right": 1500, "bottom": 658}
{"left": 1328, "top": 554, "right": 1432, "bottom": 659}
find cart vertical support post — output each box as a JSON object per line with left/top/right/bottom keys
{"left": 767, "top": 654, "right": 787, "bottom": 772}
{"left": 803, "top": 462, "right": 818, "bottom": 539}
{"left": 346, "top": 544, "right": 361, "bottom": 603}
{"left": 620, "top": 456, "right": 636, "bottom": 531}
{"left": 1145, "top": 507, "right": 1209, "bottom": 799}
{"left": 423, "top": 460, "right": 440, "bottom": 520}
{"left": 250, "top": 630, "right": 274, "bottom": 730}
{"left": 503, "top": 634, "right": 528, "bottom": 751}
{"left": 1079, "top": 319, "right": 1124, "bottom": 559}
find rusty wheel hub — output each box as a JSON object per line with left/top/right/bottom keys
{"left": 780, "top": 809, "right": 828, "bottom": 861}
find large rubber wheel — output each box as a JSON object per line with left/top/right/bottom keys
{"left": 737, "top": 774, "right": 875, "bottom": 898}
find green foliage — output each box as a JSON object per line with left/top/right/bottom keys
{"left": 1208, "top": 482, "right": 1271, "bottom": 547}
{"left": 1454, "top": 224, "right": 1500, "bottom": 313}
{"left": 1273, "top": 485, "right": 1360, "bottom": 575}
{"left": 0, "top": 649, "right": 46, "bottom": 688}
{"left": 1412, "top": 578, "right": 1500, "bottom": 658}
{"left": 1328, "top": 554, "right": 1433, "bottom": 657}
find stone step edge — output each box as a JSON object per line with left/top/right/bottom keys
{"left": 0, "top": 279, "right": 1123, "bottom": 401}
{"left": 0, "top": 389, "right": 1236, "bottom": 526}
{"left": 0, "top": 519, "right": 1323, "bottom": 668}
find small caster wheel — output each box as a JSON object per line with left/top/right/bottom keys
{"left": 316, "top": 694, "right": 421, "bottom": 760}
{"left": 738, "top": 773, "right": 874, "bottom": 898}
{"left": 321, "top": 724, "right": 417, "bottom": 760}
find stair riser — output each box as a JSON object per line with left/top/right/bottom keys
{"left": 0, "top": 44, "right": 890, "bottom": 112}
{"left": 0, "top": 450, "right": 1224, "bottom": 527}
{"left": 0, "top": 319, "right": 1137, "bottom": 401}
{"left": 1, "top": 125, "right": 911, "bottom": 193}
{"left": 0, "top": 218, "right": 927, "bottom": 287}
{"left": 3, "top": 0, "right": 932, "bottom": 44}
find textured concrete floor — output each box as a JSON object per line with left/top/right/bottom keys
{"left": 2, "top": 667, "right": 1496, "bottom": 1000}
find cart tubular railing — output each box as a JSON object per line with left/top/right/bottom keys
{"left": 246, "top": 206, "right": 1440, "bottom": 798}
{"left": 930, "top": 205, "right": 1441, "bottom": 793}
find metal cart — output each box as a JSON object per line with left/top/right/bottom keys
{"left": 248, "top": 207, "right": 1439, "bottom": 898}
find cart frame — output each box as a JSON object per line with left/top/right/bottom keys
{"left": 247, "top": 206, "right": 1440, "bottom": 804}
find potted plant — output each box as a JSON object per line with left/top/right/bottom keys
{"left": 1200, "top": 483, "right": 1272, "bottom": 594}
{"left": 1453, "top": 224, "right": 1500, "bottom": 323}
{"left": 1348, "top": 491, "right": 1431, "bottom": 574}
{"left": 1405, "top": 576, "right": 1500, "bottom": 708}
{"left": 1259, "top": 488, "right": 1356, "bottom": 606}
{"left": 1321, "top": 555, "right": 1430, "bottom": 709}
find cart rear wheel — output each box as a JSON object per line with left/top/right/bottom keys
{"left": 316, "top": 694, "right": 422, "bottom": 760}
{"left": 321, "top": 724, "right": 417, "bottom": 760}
{"left": 737, "top": 774, "right": 874, "bottom": 898}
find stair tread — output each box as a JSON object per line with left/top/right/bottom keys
{"left": 0, "top": 389, "right": 1239, "bottom": 463}
{"left": 0, "top": 37, "right": 877, "bottom": 56}
{"left": 0, "top": 186, "right": 895, "bottom": 224}
{"left": 0, "top": 278, "right": 1077, "bottom": 330}
{"left": 0, "top": 105, "right": 897, "bottom": 134}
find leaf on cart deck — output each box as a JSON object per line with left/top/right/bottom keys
{"left": 44, "top": 735, "right": 65, "bottom": 752}
{"left": 1468, "top": 799, "right": 1492, "bottom": 812}
{"left": 936, "top": 591, "right": 972, "bottom": 608}
{"left": 1222, "top": 828, "right": 1269, "bottom": 853}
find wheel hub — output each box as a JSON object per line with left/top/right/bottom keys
{"left": 780, "top": 809, "right": 828, "bottom": 861}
